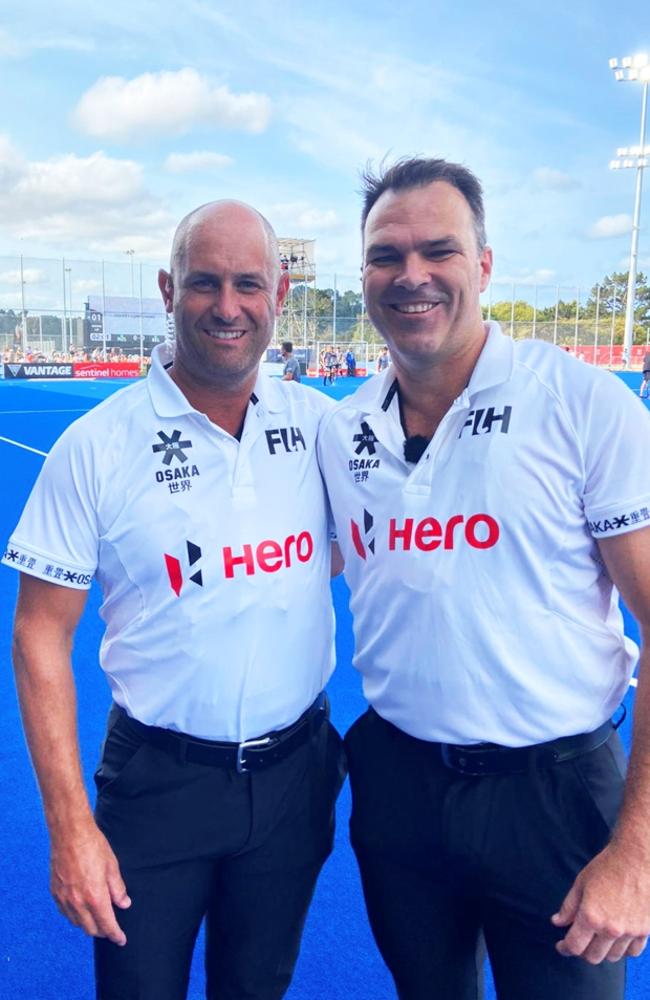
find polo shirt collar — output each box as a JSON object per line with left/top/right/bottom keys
{"left": 351, "top": 321, "right": 514, "bottom": 419}
{"left": 146, "top": 342, "right": 286, "bottom": 419}
{"left": 466, "top": 321, "right": 514, "bottom": 398}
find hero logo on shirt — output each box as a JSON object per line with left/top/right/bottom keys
{"left": 351, "top": 509, "right": 376, "bottom": 560}
{"left": 349, "top": 512, "right": 500, "bottom": 559}
{"left": 164, "top": 540, "right": 203, "bottom": 596}
{"left": 164, "top": 532, "right": 315, "bottom": 593}
{"left": 458, "top": 406, "right": 512, "bottom": 438}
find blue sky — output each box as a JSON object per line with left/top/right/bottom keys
{"left": 0, "top": 0, "right": 648, "bottom": 302}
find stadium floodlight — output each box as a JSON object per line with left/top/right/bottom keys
{"left": 609, "top": 54, "right": 649, "bottom": 365}
{"left": 125, "top": 249, "right": 135, "bottom": 297}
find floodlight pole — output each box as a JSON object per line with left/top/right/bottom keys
{"left": 20, "top": 254, "right": 27, "bottom": 353}
{"left": 623, "top": 80, "right": 648, "bottom": 365}
{"left": 609, "top": 55, "right": 649, "bottom": 366}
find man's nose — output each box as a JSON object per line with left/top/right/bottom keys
{"left": 393, "top": 254, "right": 431, "bottom": 291}
{"left": 210, "top": 285, "right": 240, "bottom": 323}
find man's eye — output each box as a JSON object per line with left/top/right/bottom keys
{"left": 239, "top": 280, "right": 261, "bottom": 291}
{"left": 426, "top": 249, "right": 455, "bottom": 260}
{"left": 367, "top": 256, "right": 398, "bottom": 266}
{"left": 191, "top": 278, "right": 216, "bottom": 290}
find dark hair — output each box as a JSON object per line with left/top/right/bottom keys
{"left": 281, "top": 341, "right": 293, "bottom": 353}
{"left": 360, "top": 157, "right": 487, "bottom": 250}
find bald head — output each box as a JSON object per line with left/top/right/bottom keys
{"left": 170, "top": 200, "right": 280, "bottom": 281}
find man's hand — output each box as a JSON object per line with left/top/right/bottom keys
{"left": 552, "top": 842, "right": 650, "bottom": 963}
{"left": 51, "top": 822, "right": 131, "bottom": 946}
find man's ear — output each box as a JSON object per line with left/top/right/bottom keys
{"left": 158, "top": 270, "right": 174, "bottom": 314}
{"left": 275, "top": 272, "right": 290, "bottom": 315}
{"left": 479, "top": 246, "right": 493, "bottom": 293}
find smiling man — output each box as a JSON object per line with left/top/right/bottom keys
{"left": 318, "top": 158, "right": 650, "bottom": 999}
{"left": 4, "top": 201, "right": 345, "bottom": 1000}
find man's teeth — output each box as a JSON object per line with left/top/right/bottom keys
{"left": 205, "top": 330, "right": 245, "bottom": 339}
{"left": 393, "top": 303, "right": 439, "bottom": 313}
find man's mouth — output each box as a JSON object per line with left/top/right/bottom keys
{"left": 203, "top": 329, "right": 245, "bottom": 340}
{"left": 390, "top": 302, "right": 441, "bottom": 314}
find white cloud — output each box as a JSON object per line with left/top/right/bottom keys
{"left": 267, "top": 202, "right": 343, "bottom": 236}
{"left": 72, "top": 278, "right": 103, "bottom": 293}
{"left": 73, "top": 69, "right": 271, "bottom": 141}
{"left": 0, "top": 268, "right": 45, "bottom": 285}
{"left": 164, "top": 151, "right": 234, "bottom": 173}
{"left": 588, "top": 214, "right": 632, "bottom": 239}
{"left": 0, "top": 136, "right": 175, "bottom": 255}
{"left": 14, "top": 151, "right": 144, "bottom": 208}
{"left": 532, "top": 167, "right": 580, "bottom": 191}
{"left": 32, "top": 35, "right": 95, "bottom": 53}
{"left": 0, "top": 26, "right": 94, "bottom": 57}
{"left": 495, "top": 268, "right": 557, "bottom": 286}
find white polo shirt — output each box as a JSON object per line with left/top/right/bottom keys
{"left": 3, "top": 344, "right": 335, "bottom": 741}
{"left": 318, "top": 322, "right": 650, "bottom": 746}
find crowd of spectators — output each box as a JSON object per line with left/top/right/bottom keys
{"left": 1, "top": 347, "right": 148, "bottom": 366}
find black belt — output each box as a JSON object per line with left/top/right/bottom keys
{"left": 117, "top": 692, "right": 328, "bottom": 773}
{"left": 439, "top": 719, "right": 614, "bottom": 776}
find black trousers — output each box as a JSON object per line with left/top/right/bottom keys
{"left": 93, "top": 704, "right": 346, "bottom": 1000}
{"left": 345, "top": 709, "right": 627, "bottom": 1000}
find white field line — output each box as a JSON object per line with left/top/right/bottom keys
{"left": 0, "top": 408, "right": 90, "bottom": 415}
{"left": 0, "top": 435, "right": 47, "bottom": 456}
{"left": 630, "top": 677, "right": 638, "bottom": 688}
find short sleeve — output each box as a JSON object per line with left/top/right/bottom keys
{"left": 582, "top": 374, "right": 650, "bottom": 538}
{"left": 2, "top": 422, "right": 100, "bottom": 589}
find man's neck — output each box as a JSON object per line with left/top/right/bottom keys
{"left": 169, "top": 365, "right": 256, "bottom": 439}
{"left": 393, "top": 330, "right": 487, "bottom": 440}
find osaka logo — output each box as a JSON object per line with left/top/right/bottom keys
{"left": 164, "top": 541, "right": 203, "bottom": 596}
{"left": 152, "top": 429, "right": 193, "bottom": 465}
{"left": 353, "top": 421, "right": 378, "bottom": 456}
{"left": 351, "top": 509, "right": 376, "bottom": 559}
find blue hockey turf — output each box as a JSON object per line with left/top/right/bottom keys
{"left": 0, "top": 372, "right": 647, "bottom": 999}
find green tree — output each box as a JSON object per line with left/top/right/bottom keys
{"left": 584, "top": 271, "right": 650, "bottom": 324}
{"left": 0, "top": 309, "right": 21, "bottom": 336}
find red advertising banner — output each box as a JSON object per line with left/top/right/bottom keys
{"left": 73, "top": 362, "right": 141, "bottom": 379}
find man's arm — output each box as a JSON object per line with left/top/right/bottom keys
{"left": 13, "top": 573, "right": 130, "bottom": 945}
{"left": 552, "top": 525, "right": 650, "bottom": 963}
{"left": 331, "top": 541, "right": 344, "bottom": 578}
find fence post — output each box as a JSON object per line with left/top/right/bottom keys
{"left": 20, "top": 254, "right": 28, "bottom": 353}
{"left": 101, "top": 260, "right": 107, "bottom": 360}
{"left": 594, "top": 285, "right": 601, "bottom": 365}
{"left": 61, "top": 258, "right": 68, "bottom": 355}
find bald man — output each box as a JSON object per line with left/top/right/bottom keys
{"left": 4, "top": 202, "right": 345, "bottom": 1000}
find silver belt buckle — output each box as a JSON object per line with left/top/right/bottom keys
{"left": 236, "top": 735, "right": 273, "bottom": 774}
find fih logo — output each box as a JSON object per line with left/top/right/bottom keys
{"left": 351, "top": 509, "right": 376, "bottom": 560}
{"left": 164, "top": 540, "right": 203, "bottom": 596}
{"left": 458, "top": 406, "right": 512, "bottom": 439}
